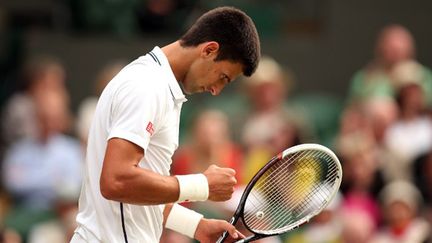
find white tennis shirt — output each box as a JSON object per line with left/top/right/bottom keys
{"left": 74, "top": 47, "right": 187, "bottom": 243}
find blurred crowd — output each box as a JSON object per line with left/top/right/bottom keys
{"left": 1, "top": 23, "right": 432, "bottom": 243}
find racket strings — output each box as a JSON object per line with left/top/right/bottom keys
{"left": 248, "top": 151, "right": 319, "bottom": 211}
{"left": 246, "top": 164, "right": 332, "bottom": 232}
{"left": 244, "top": 152, "right": 304, "bottom": 214}
{"left": 246, "top": 150, "right": 310, "bottom": 208}
{"left": 246, "top": 150, "right": 313, "bottom": 212}
{"left": 244, "top": 151, "right": 308, "bottom": 220}
{"left": 245, "top": 151, "right": 324, "bottom": 229}
{"left": 258, "top": 151, "right": 337, "bottom": 204}
{"left": 254, "top": 182, "right": 328, "bottom": 231}
{"left": 244, "top": 150, "right": 318, "bottom": 228}
{"left": 248, "top": 159, "right": 337, "bottom": 231}
{"left": 253, "top": 155, "right": 338, "bottom": 230}
{"left": 243, "top": 149, "right": 340, "bottom": 233}
{"left": 247, "top": 150, "right": 324, "bottom": 210}
{"left": 253, "top": 150, "right": 335, "bottom": 198}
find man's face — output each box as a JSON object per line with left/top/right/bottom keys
{"left": 377, "top": 28, "right": 413, "bottom": 66}
{"left": 181, "top": 50, "right": 244, "bottom": 95}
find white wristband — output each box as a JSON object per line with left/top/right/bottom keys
{"left": 165, "top": 204, "right": 203, "bottom": 238}
{"left": 175, "top": 174, "right": 209, "bottom": 202}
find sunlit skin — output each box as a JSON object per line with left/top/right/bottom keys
{"left": 162, "top": 41, "right": 244, "bottom": 96}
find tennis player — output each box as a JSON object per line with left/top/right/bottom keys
{"left": 71, "top": 6, "right": 260, "bottom": 243}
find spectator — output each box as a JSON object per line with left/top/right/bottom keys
{"left": 2, "top": 90, "right": 82, "bottom": 209}
{"left": 1, "top": 55, "right": 70, "bottom": 146}
{"left": 347, "top": 24, "right": 432, "bottom": 105}
{"left": 337, "top": 130, "right": 383, "bottom": 227}
{"left": 335, "top": 99, "right": 411, "bottom": 243}
{"left": 337, "top": 99, "right": 398, "bottom": 185}
{"left": 370, "top": 181, "right": 431, "bottom": 243}
{"left": 383, "top": 81, "right": 432, "bottom": 181}
{"left": 340, "top": 208, "right": 375, "bottom": 243}
{"left": 1, "top": 90, "right": 83, "bottom": 241}
{"left": 172, "top": 109, "right": 244, "bottom": 184}
{"left": 241, "top": 56, "right": 296, "bottom": 149}
{"left": 241, "top": 56, "right": 307, "bottom": 182}
{"left": 362, "top": 97, "right": 399, "bottom": 145}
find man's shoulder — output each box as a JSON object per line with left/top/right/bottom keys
{"left": 117, "top": 58, "right": 169, "bottom": 89}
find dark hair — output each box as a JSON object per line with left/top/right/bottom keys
{"left": 19, "top": 55, "right": 65, "bottom": 91}
{"left": 180, "top": 6, "right": 260, "bottom": 77}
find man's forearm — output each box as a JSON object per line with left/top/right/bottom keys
{"left": 100, "top": 165, "right": 180, "bottom": 205}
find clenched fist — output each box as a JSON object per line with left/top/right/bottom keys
{"left": 203, "top": 165, "right": 237, "bottom": 201}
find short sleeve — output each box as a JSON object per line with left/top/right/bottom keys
{"left": 108, "top": 79, "right": 162, "bottom": 151}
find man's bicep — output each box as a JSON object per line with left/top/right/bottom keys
{"left": 102, "top": 138, "right": 144, "bottom": 171}
{"left": 99, "top": 138, "right": 179, "bottom": 204}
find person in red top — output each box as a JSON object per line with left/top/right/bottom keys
{"left": 172, "top": 109, "right": 244, "bottom": 184}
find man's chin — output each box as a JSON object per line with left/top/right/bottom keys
{"left": 179, "top": 84, "right": 192, "bottom": 95}
{"left": 184, "top": 88, "right": 204, "bottom": 95}
{"left": 183, "top": 87, "right": 195, "bottom": 95}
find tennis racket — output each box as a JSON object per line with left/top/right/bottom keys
{"left": 217, "top": 143, "right": 342, "bottom": 243}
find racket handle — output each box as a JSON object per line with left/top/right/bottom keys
{"left": 216, "top": 231, "right": 229, "bottom": 243}
{"left": 217, "top": 216, "right": 238, "bottom": 243}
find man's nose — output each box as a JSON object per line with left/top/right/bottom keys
{"left": 210, "top": 86, "right": 223, "bottom": 96}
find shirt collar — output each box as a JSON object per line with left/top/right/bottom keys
{"left": 149, "top": 46, "right": 187, "bottom": 104}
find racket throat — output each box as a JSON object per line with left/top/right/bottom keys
{"left": 235, "top": 234, "right": 264, "bottom": 243}
{"left": 229, "top": 216, "right": 237, "bottom": 225}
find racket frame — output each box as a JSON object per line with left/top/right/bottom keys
{"left": 218, "top": 143, "right": 342, "bottom": 243}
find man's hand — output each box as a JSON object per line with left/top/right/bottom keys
{"left": 194, "top": 218, "right": 245, "bottom": 243}
{"left": 203, "top": 165, "right": 237, "bottom": 201}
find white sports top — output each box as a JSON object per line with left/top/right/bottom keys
{"left": 75, "top": 46, "right": 187, "bottom": 243}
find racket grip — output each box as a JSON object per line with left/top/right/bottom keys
{"left": 216, "top": 231, "right": 229, "bottom": 243}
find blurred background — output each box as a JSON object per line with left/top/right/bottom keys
{"left": 1, "top": 0, "right": 432, "bottom": 242}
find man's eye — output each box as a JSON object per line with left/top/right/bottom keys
{"left": 222, "top": 75, "right": 230, "bottom": 83}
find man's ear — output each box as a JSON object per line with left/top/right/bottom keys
{"left": 201, "top": 42, "right": 219, "bottom": 58}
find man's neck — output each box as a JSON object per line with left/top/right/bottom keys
{"left": 161, "top": 41, "right": 196, "bottom": 83}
